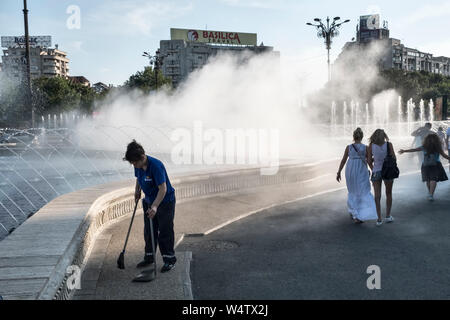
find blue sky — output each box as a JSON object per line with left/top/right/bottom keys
{"left": 1, "top": 0, "right": 449, "bottom": 86}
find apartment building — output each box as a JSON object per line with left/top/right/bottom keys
{"left": 158, "top": 28, "right": 279, "bottom": 87}
{"left": 0, "top": 36, "right": 69, "bottom": 82}
{"left": 336, "top": 15, "right": 450, "bottom": 77}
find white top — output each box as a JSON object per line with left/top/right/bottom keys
{"left": 372, "top": 142, "right": 387, "bottom": 173}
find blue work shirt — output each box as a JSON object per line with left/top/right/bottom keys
{"left": 134, "top": 155, "right": 175, "bottom": 205}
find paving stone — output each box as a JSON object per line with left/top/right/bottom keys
{"left": 0, "top": 255, "right": 59, "bottom": 268}
{"left": 80, "top": 268, "right": 102, "bottom": 282}
{"left": 0, "top": 278, "right": 47, "bottom": 295}
{"left": 0, "top": 266, "right": 53, "bottom": 280}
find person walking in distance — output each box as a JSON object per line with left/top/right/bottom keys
{"left": 411, "top": 122, "right": 433, "bottom": 165}
{"left": 367, "top": 129, "right": 396, "bottom": 226}
{"left": 437, "top": 127, "right": 446, "bottom": 151}
{"left": 446, "top": 126, "right": 450, "bottom": 173}
{"left": 336, "top": 128, "right": 377, "bottom": 223}
{"left": 399, "top": 133, "right": 450, "bottom": 201}
{"left": 123, "top": 140, "right": 177, "bottom": 273}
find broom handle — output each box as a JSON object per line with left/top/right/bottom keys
{"left": 123, "top": 198, "right": 139, "bottom": 252}
{"left": 149, "top": 212, "right": 157, "bottom": 276}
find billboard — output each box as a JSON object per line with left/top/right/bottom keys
{"left": 171, "top": 28, "right": 257, "bottom": 46}
{"left": 360, "top": 14, "right": 380, "bottom": 30}
{"left": 1, "top": 36, "right": 52, "bottom": 48}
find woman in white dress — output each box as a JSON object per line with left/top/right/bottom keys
{"left": 336, "top": 128, "right": 378, "bottom": 223}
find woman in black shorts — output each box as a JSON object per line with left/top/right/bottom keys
{"left": 399, "top": 133, "right": 450, "bottom": 201}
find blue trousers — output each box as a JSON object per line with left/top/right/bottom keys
{"left": 143, "top": 199, "right": 176, "bottom": 264}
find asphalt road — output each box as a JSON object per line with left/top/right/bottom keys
{"left": 178, "top": 172, "right": 450, "bottom": 299}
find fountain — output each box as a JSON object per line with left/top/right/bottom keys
{"left": 331, "top": 101, "right": 336, "bottom": 133}
{"left": 0, "top": 126, "right": 136, "bottom": 239}
{"left": 343, "top": 101, "right": 348, "bottom": 135}
{"left": 0, "top": 121, "right": 186, "bottom": 240}
{"left": 419, "top": 99, "right": 425, "bottom": 125}
{"left": 365, "top": 103, "right": 369, "bottom": 126}
{"left": 328, "top": 95, "right": 446, "bottom": 140}
{"left": 429, "top": 99, "right": 435, "bottom": 123}
{"left": 3, "top": 99, "right": 446, "bottom": 240}
{"left": 355, "top": 102, "right": 360, "bottom": 128}
{"left": 350, "top": 100, "right": 355, "bottom": 129}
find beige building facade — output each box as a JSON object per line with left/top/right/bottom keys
{"left": 1, "top": 41, "right": 69, "bottom": 82}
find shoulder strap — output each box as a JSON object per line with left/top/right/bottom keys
{"left": 352, "top": 144, "right": 367, "bottom": 164}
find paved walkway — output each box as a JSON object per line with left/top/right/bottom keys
{"left": 73, "top": 161, "right": 449, "bottom": 300}
{"left": 181, "top": 172, "right": 450, "bottom": 299}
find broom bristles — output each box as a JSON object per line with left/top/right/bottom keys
{"left": 117, "top": 251, "right": 125, "bottom": 269}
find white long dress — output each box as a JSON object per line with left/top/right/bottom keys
{"left": 345, "top": 144, "right": 377, "bottom": 221}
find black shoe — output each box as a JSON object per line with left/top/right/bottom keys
{"left": 160, "top": 261, "right": 175, "bottom": 273}
{"left": 136, "top": 257, "right": 154, "bottom": 268}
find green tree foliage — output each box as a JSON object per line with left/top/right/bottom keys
{"left": 71, "top": 82, "right": 96, "bottom": 114}
{"left": 1, "top": 75, "right": 102, "bottom": 126}
{"left": 32, "top": 76, "right": 81, "bottom": 114}
{"left": 379, "top": 69, "right": 450, "bottom": 102}
{"left": 1, "top": 62, "right": 174, "bottom": 127}
{"left": 124, "top": 66, "right": 171, "bottom": 93}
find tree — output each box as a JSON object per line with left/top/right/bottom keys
{"left": 71, "top": 82, "right": 96, "bottom": 114}
{"left": 32, "top": 76, "right": 80, "bottom": 115}
{"left": 124, "top": 66, "right": 171, "bottom": 93}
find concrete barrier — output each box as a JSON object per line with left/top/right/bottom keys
{"left": 0, "top": 160, "right": 338, "bottom": 300}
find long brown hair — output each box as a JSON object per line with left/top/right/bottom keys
{"left": 369, "top": 129, "right": 389, "bottom": 146}
{"left": 423, "top": 133, "right": 442, "bottom": 154}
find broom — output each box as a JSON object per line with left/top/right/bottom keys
{"left": 117, "top": 198, "right": 139, "bottom": 269}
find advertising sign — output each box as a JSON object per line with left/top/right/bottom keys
{"left": 171, "top": 28, "right": 257, "bottom": 46}
{"left": 1, "top": 36, "right": 52, "bottom": 48}
{"left": 359, "top": 14, "right": 380, "bottom": 30}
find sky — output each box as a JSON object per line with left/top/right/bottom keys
{"left": 1, "top": 0, "right": 449, "bottom": 86}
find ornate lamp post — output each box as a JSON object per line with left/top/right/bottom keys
{"left": 306, "top": 16, "right": 350, "bottom": 81}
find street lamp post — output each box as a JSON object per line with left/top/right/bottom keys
{"left": 22, "top": 0, "right": 34, "bottom": 127}
{"left": 306, "top": 16, "right": 350, "bottom": 81}
{"left": 142, "top": 50, "right": 166, "bottom": 90}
